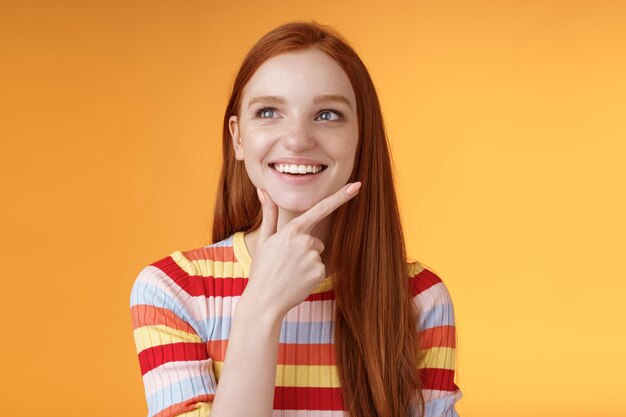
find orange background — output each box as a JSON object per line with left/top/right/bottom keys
{"left": 1, "top": 1, "right": 625, "bottom": 416}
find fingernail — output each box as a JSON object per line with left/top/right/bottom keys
{"left": 346, "top": 182, "right": 362, "bottom": 195}
{"left": 256, "top": 188, "right": 266, "bottom": 204}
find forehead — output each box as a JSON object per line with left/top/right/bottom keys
{"left": 241, "top": 48, "right": 356, "bottom": 107}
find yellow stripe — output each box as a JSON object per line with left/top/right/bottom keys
{"left": 213, "top": 360, "right": 223, "bottom": 379}
{"left": 173, "top": 242, "right": 423, "bottom": 281}
{"left": 419, "top": 346, "right": 456, "bottom": 370}
{"left": 407, "top": 261, "right": 425, "bottom": 277}
{"left": 276, "top": 364, "right": 341, "bottom": 387}
{"left": 211, "top": 349, "right": 453, "bottom": 388}
{"left": 171, "top": 233, "right": 335, "bottom": 293}
{"left": 233, "top": 231, "right": 252, "bottom": 277}
{"left": 171, "top": 403, "right": 212, "bottom": 417}
{"left": 171, "top": 250, "right": 246, "bottom": 279}
{"left": 212, "top": 361, "right": 341, "bottom": 388}
{"left": 189, "top": 259, "right": 247, "bottom": 279}
{"left": 133, "top": 325, "right": 202, "bottom": 352}
{"left": 170, "top": 249, "right": 248, "bottom": 279}
{"left": 311, "top": 277, "right": 333, "bottom": 294}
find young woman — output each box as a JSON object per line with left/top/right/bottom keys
{"left": 131, "top": 21, "right": 462, "bottom": 417}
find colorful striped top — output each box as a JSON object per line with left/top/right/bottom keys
{"left": 130, "top": 231, "right": 462, "bottom": 417}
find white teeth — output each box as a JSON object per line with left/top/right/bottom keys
{"left": 273, "top": 163, "right": 324, "bottom": 174}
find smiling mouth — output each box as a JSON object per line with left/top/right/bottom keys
{"left": 268, "top": 163, "right": 329, "bottom": 175}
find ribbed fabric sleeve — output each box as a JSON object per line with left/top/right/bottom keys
{"left": 130, "top": 260, "right": 216, "bottom": 417}
{"left": 130, "top": 232, "right": 462, "bottom": 417}
{"left": 410, "top": 265, "right": 463, "bottom": 417}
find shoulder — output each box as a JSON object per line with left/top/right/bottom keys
{"left": 129, "top": 233, "right": 240, "bottom": 302}
{"left": 179, "top": 232, "right": 242, "bottom": 276}
{"left": 407, "top": 261, "right": 453, "bottom": 299}
{"left": 406, "top": 260, "right": 457, "bottom": 330}
{"left": 139, "top": 233, "right": 237, "bottom": 279}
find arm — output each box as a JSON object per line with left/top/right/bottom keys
{"left": 209, "top": 294, "right": 284, "bottom": 417}
{"left": 412, "top": 266, "right": 463, "bottom": 417}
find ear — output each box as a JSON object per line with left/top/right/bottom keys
{"left": 229, "top": 115, "right": 244, "bottom": 161}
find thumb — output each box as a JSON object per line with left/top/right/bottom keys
{"left": 256, "top": 188, "right": 277, "bottom": 244}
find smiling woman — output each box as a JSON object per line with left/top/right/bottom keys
{"left": 130, "top": 20, "right": 462, "bottom": 417}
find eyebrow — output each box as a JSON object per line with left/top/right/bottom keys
{"left": 247, "top": 94, "right": 353, "bottom": 110}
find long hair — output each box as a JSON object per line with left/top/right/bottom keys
{"left": 212, "top": 20, "right": 425, "bottom": 417}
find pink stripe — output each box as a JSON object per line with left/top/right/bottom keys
{"left": 284, "top": 299, "right": 335, "bottom": 322}
{"left": 422, "top": 387, "right": 463, "bottom": 402}
{"left": 413, "top": 282, "right": 452, "bottom": 313}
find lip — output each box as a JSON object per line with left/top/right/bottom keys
{"left": 269, "top": 163, "right": 327, "bottom": 185}
{"left": 269, "top": 157, "right": 327, "bottom": 166}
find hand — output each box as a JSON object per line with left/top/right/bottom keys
{"left": 241, "top": 182, "right": 362, "bottom": 320}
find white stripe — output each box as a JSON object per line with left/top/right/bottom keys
{"left": 142, "top": 358, "right": 215, "bottom": 397}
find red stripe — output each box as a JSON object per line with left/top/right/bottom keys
{"left": 273, "top": 386, "right": 344, "bottom": 410}
{"left": 206, "top": 340, "right": 336, "bottom": 365}
{"left": 151, "top": 256, "right": 202, "bottom": 297}
{"left": 305, "top": 290, "right": 335, "bottom": 301}
{"left": 138, "top": 342, "right": 208, "bottom": 375}
{"left": 410, "top": 268, "right": 443, "bottom": 296}
{"left": 420, "top": 368, "right": 458, "bottom": 391}
{"left": 188, "top": 275, "right": 249, "bottom": 297}
{"left": 152, "top": 254, "right": 338, "bottom": 299}
{"left": 151, "top": 253, "right": 429, "bottom": 300}
{"left": 150, "top": 255, "right": 249, "bottom": 297}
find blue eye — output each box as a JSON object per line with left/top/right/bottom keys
{"left": 255, "top": 107, "right": 344, "bottom": 121}
{"left": 318, "top": 109, "right": 343, "bottom": 121}
{"left": 256, "top": 108, "right": 276, "bottom": 118}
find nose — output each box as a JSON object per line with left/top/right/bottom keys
{"left": 280, "top": 117, "right": 315, "bottom": 151}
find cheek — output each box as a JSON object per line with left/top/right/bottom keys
{"left": 241, "top": 133, "right": 271, "bottom": 160}
{"left": 335, "top": 137, "right": 358, "bottom": 166}
{"left": 242, "top": 146, "right": 274, "bottom": 180}
{"left": 339, "top": 144, "right": 358, "bottom": 179}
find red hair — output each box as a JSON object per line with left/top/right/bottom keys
{"left": 212, "top": 20, "right": 425, "bottom": 417}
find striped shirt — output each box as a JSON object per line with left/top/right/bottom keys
{"left": 130, "top": 231, "right": 462, "bottom": 417}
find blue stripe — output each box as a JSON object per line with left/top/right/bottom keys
{"left": 204, "top": 235, "right": 233, "bottom": 248}
{"left": 408, "top": 394, "right": 460, "bottom": 417}
{"left": 424, "top": 394, "right": 460, "bottom": 417}
{"left": 280, "top": 320, "right": 335, "bottom": 344}
{"left": 200, "top": 316, "right": 335, "bottom": 344}
{"left": 201, "top": 306, "right": 452, "bottom": 342}
{"left": 201, "top": 316, "right": 234, "bottom": 341}
{"left": 419, "top": 303, "right": 455, "bottom": 330}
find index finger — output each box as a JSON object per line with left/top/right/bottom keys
{"left": 291, "top": 181, "right": 362, "bottom": 234}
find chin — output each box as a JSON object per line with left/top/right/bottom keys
{"left": 273, "top": 194, "right": 320, "bottom": 214}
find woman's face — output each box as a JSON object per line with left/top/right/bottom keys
{"left": 229, "top": 48, "right": 359, "bottom": 214}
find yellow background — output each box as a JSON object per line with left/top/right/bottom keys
{"left": 1, "top": 1, "right": 624, "bottom": 416}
